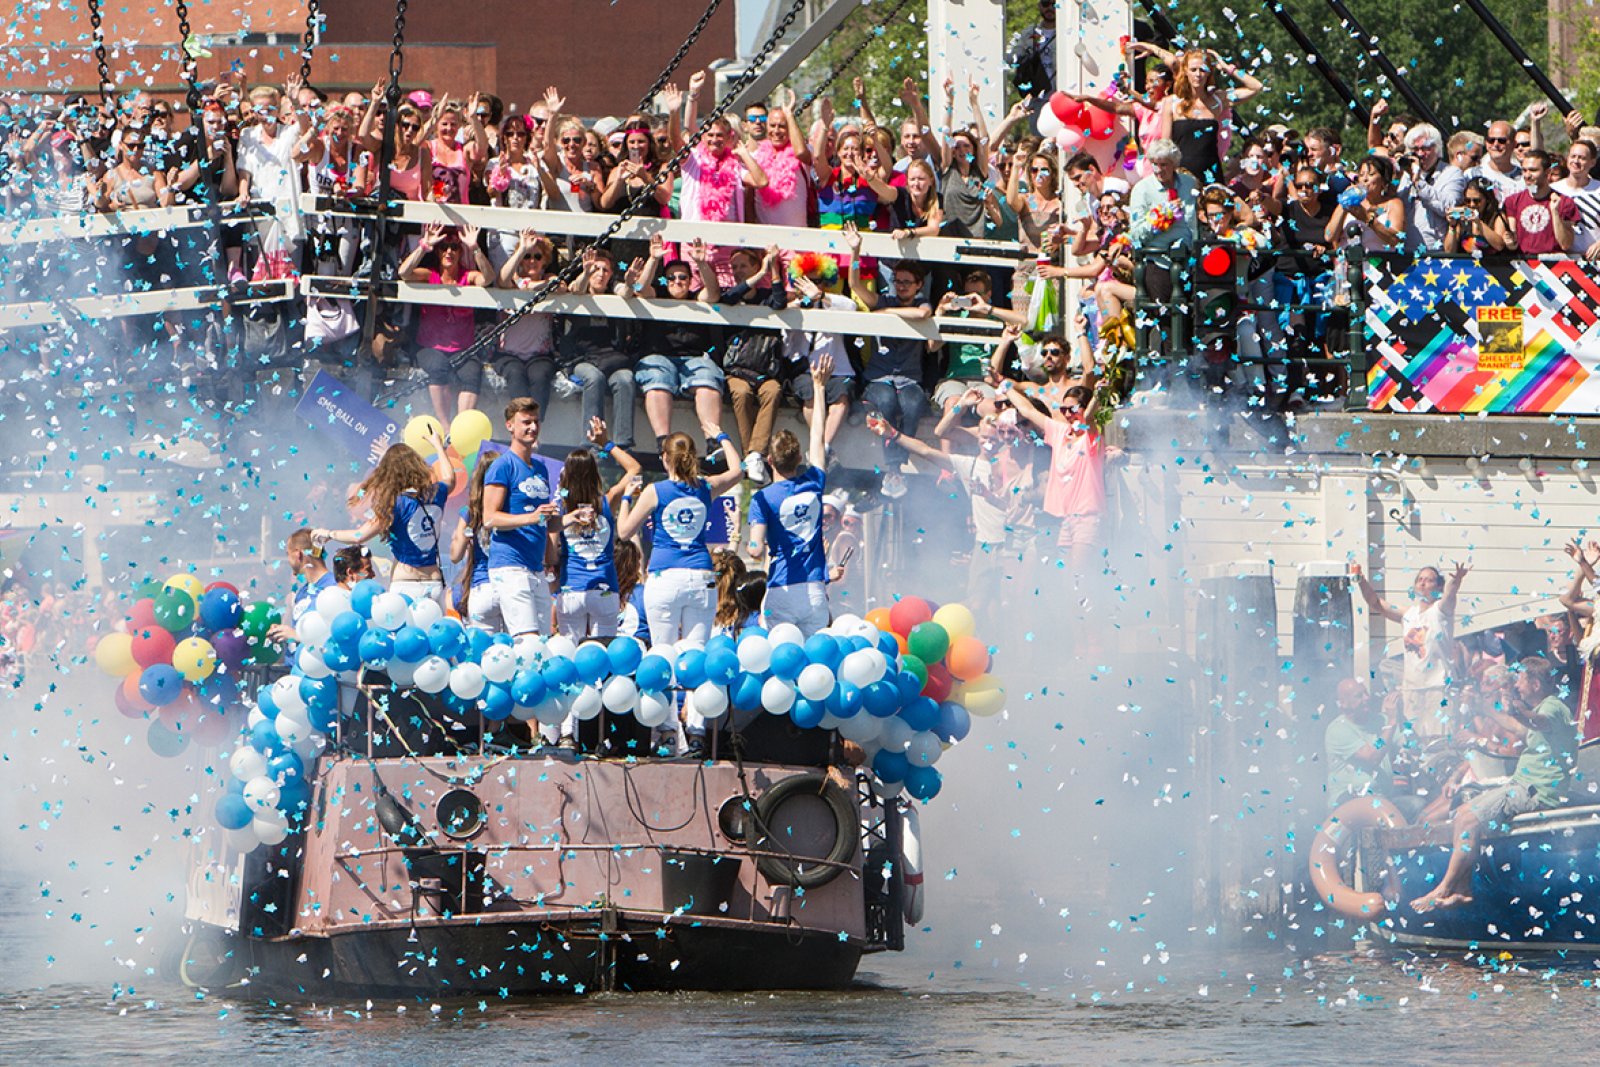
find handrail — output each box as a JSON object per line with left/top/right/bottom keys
{"left": 0, "top": 279, "right": 296, "bottom": 328}
{"left": 2, "top": 199, "right": 278, "bottom": 245}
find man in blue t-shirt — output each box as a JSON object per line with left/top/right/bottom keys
{"left": 269, "top": 527, "right": 336, "bottom": 644}
{"left": 483, "top": 397, "right": 562, "bottom": 636}
{"left": 748, "top": 355, "right": 832, "bottom": 635}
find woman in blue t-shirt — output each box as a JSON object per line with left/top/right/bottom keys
{"left": 450, "top": 457, "right": 499, "bottom": 629}
{"left": 555, "top": 418, "right": 644, "bottom": 638}
{"left": 315, "top": 431, "right": 455, "bottom": 606}
{"left": 614, "top": 539, "right": 651, "bottom": 643}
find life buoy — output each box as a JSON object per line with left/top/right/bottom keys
{"left": 752, "top": 773, "right": 858, "bottom": 890}
{"left": 901, "top": 802, "right": 924, "bottom": 925}
{"left": 1309, "top": 796, "right": 1408, "bottom": 919}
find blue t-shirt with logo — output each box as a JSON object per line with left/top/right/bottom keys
{"left": 388, "top": 482, "right": 450, "bottom": 569}
{"left": 752, "top": 466, "right": 827, "bottom": 587}
{"left": 650, "top": 479, "right": 714, "bottom": 572}
{"left": 292, "top": 571, "right": 338, "bottom": 625}
{"left": 560, "top": 498, "right": 618, "bottom": 592}
{"left": 486, "top": 451, "right": 558, "bottom": 572}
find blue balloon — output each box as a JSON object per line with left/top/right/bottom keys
{"left": 511, "top": 668, "right": 548, "bottom": 708}
{"left": 257, "top": 685, "right": 280, "bottom": 720}
{"left": 491, "top": 632, "right": 514, "bottom": 647}
{"left": 350, "top": 578, "right": 385, "bottom": 619}
{"left": 770, "top": 642, "right": 808, "bottom": 681}
{"left": 705, "top": 633, "right": 737, "bottom": 658}
{"left": 278, "top": 779, "right": 312, "bottom": 821}
{"left": 215, "top": 793, "right": 253, "bottom": 830}
{"left": 731, "top": 672, "right": 765, "bottom": 712}
{"left": 198, "top": 588, "right": 243, "bottom": 633}
{"left": 873, "top": 748, "right": 911, "bottom": 783}
{"left": 574, "top": 643, "right": 612, "bottom": 684}
{"left": 635, "top": 654, "right": 673, "bottom": 693}
{"left": 935, "top": 701, "right": 971, "bottom": 743}
{"left": 841, "top": 635, "right": 871, "bottom": 654}
{"left": 607, "top": 637, "right": 644, "bottom": 677}
{"left": 308, "top": 702, "right": 337, "bottom": 734}
{"left": 138, "top": 664, "right": 184, "bottom": 706}
{"left": 790, "top": 697, "right": 826, "bottom": 729}
{"left": 393, "top": 625, "right": 431, "bottom": 662}
{"left": 901, "top": 695, "right": 940, "bottom": 732}
{"left": 299, "top": 675, "right": 339, "bottom": 712}
{"left": 541, "top": 655, "right": 578, "bottom": 691}
{"left": 741, "top": 625, "right": 769, "bottom": 640}
{"left": 875, "top": 630, "right": 901, "bottom": 658}
{"left": 441, "top": 690, "right": 472, "bottom": 716}
{"left": 861, "top": 680, "right": 902, "bottom": 718}
{"left": 225, "top": 775, "right": 245, "bottom": 797}
{"left": 250, "top": 720, "right": 285, "bottom": 757}
{"left": 481, "top": 682, "right": 514, "bottom": 721}
{"left": 466, "top": 627, "right": 495, "bottom": 660}
{"left": 905, "top": 765, "right": 942, "bottom": 801}
{"left": 704, "top": 647, "right": 741, "bottom": 686}
{"left": 427, "top": 618, "right": 466, "bottom": 659}
{"left": 675, "top": 649, "right": 707, "bottom": 689}
{"left": 358, "top": 628, "right": 395, "bottom": 665}
{"left": 895, "top": 670, "right": 924, "bottom": 704}
{"left": 826, "top": 681, "right": 863, "bottom": 718}
{"left": 330, "top": 610, "right": 366, "bottom": 650}
{"left": 267, "top": 750, "right": 305, "bottom": 783}
{"left": 804, "top": 633, "right": 842, "bottom": 670}
{"left": 322, "top": 643, "right": 359, "bottom": 673}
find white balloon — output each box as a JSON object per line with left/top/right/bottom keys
{"left": 761, "top": 676, "right": 796, "bottom": 715}
{"left": 634, "top": 689, "right": 674, "bottom": 728}
{"left": 840, "top": 648, "right": 886, "bottom": 688}
{"left": 480, "top": 644, "right": 518, "bottom": 684}
{"left": 242, "top": 774, "right": 280, "bottom": 812}
{"left": 409, "top": 597, "right": 444, "bottom": 630}
{"left": 296, "top": 612, "right": 332, "bottom": 649}
{"left": 831, "top": 613, "right": 864, "bottom": 635}
{"left": 271, "top": 675, "right": 307, "bottom": 715}
{"left": 298, "top": 646, "right": 334, "bottom": 679}
{"left": 225, "top": 825, "right": 262, "bottom": 852}
{"left": 879, "top": 716, "right": 914, "bottom": 752}
{"left": 315, "top": 585, "right": 353, "bottom": 621}
{"left": 767, "top": 623, "right": 805, "bottom": 648}
{"left": 1036, "top": 106, "right": 1065, "bottom": 138}
{"left": 693, "top": 681, "right": 730, "bottom": 719}
{"left": 545, "top": 634, "right": 578, "bottom": 660}
{"left": 450, "top": 662, "right": 487, "bottom": 701}
{"left": 371, "top": 592, "right": 409, "bottom": 630}
{"left": 386, "top": 658, "right": 418, "bottom": 686}
{"left": 571, "top": 684, "right": 604, "bottom": 721}
{"left": 836, "top": 712, "right": 883, "bottom": 744}
{"left": 646, "top": 641, "right": 676, "bottom": 666}
{"left": 275, "top": 712, "right": 311, "bottom": 747}
{"left": 413, "top": 655, "right": 451, "bottom": 694}
{"left": 817, "top": 711, "right": 843, "bottom": 730}
{"left": 293, "top": 733, "right": 327, "bottom": 763}
{"left": 871, "top": 776, "right": 905, "bottom": 801}
{"left": 797, "top": 663, "right": 836, "bottom": 702}
{"left": 602, "top": 675, "right": 640, "bottom": 714}
{"left": 737, "top": 634, "right": 773, "bottom": 674}
{"left": 511, "top": 701, "right": 540, "bottom": 722}
{"left": 253, "top": 810, "right": 289, "bottom": 846}
{"left": 246, "top": 706, "right": 267, "bottom": 729}
{"left": 534, "top": 693, "right": 569, "bottom": 726}
{"left": 907, "top": 730, "right": 942, "bottom": 767}
{"left": 513, "top": 634, "right": 548, "bottom": 669}
{"left": 229, "top": 746, "right": 267, "bottom": 782}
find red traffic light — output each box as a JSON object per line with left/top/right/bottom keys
{"left": 1199, "top": 245, "right": 1236, "bottom": 278}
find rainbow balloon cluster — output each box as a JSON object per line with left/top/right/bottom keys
{"left": 209, "top": 581, "right": 1006, "bottom": 851}
{"left": 93, "top": 575, "right": 282, "bottom": 756}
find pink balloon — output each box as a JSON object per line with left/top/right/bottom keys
{"left": 1055, "top": 127, "right": 1086, "bottom": 152}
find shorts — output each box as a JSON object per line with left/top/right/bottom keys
{"left": 418, "top": 346, "right": 484, "bottom": 393}
{"left": 635, "top": 353, "right": 725, "bottom": 395}
{"left": 790, "top": 374, "right": 853, "bottom": 406}
{"left": 1466, "top": 781, "right": 1543, "bottom": 828}
{"left": 1058, "top": 513, "right": 1101, "bottom": 548}
{"left": 391, "top": 579, "right": 447, "bottom": 608}
{"left": 643, "top": 567, "right": 716, "bottom": 647}
{"left": 466, "top": 579, "right": 502, "bottom": 631}
{"left": 489, "top": 566, "right": 555, "bottom": 636}
{"left": 556, "top": 588, "right": 620, "bottom": 639}
{"left": 1402, "top": 686, "right": 1451, "bottom": 739}
{"left": 933, "top": 378, "right": 997, "bottom": 410}
{"left": 761, "top": 580, "right": 830, "bottom": 636}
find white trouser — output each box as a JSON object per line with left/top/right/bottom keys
{"left": 466, "top": 579, "right": 502, "bottom": 631}
{"left": 645, "top": 568, "right": 716, "bottom": 733}
{"left": 761, "top": 580, "right": 830, "bottom": 636}
{"left": 557, "top": 588, "right": 620, "bottom": 639}
{"left": 390, "top": 579, "right": 446, "bottom": 607}
{"left": 489, "top": 567, "right": 554, "bottom": 636}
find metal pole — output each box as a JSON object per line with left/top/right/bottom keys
{"left": 729, "top": 0, "right": 859, "bottom": 111}
{"left": 1263, "top": 1, "right": 1370, "bottom": 127}
{"left": 1317, "top": 0, "right": 1444, "bottom": 132}
{"left": 1457, "top": 0, "right": 1575, "bottom": 117}
{"left": 1132, "top": 0, "right": 1178, "bottom": 44}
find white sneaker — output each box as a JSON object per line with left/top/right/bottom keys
{"left": 880, "top": 472, "right": 908, "bottom": 499}
{"left": 744, "top": 451, "right": 770, "bottom": 484}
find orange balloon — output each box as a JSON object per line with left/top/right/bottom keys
{"left": 445, "top": 447, "right": 469, "bottom": 503}
{"left": 865, "top": 607, "right": 893, "bottom": 632}
{"left": 892, "top": 632, "right": 909, "bottom": 655}
{"left": 946, "top": 635, "right": 990, "bottom": 681}
{"left": 120, "top": 671, "right": 153, "bottom": 709}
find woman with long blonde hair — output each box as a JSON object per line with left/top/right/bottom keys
{"left": 314, "top": 428, "right": 455, "bottom": 605}
{"left": 1156, "top": 47, "right": 1263, "bottom": 184}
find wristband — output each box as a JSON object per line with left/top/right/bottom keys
{"left": 715, "top": 433, "right": 732, "bottom": 445}
{"left": 998, "top": 380, "right": 1013, "bottom": 394}
{"left": 621, "top": 495, "right": 634, "bottom": 505}
{"left": 600, "top": 441, "right": 615, "bottom": 455}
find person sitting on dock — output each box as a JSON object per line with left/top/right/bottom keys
{"left": 1411, "top": 657, "right": 1577, "bottom": 911}
{"left": 1324, "top": 679, "right": 1400, "bottom": 807}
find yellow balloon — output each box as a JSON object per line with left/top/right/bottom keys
{"left": 958, "top": 674, "right": 1006, "bottom": 717}
{"left": 172, "top": 636, "right": 218, "bottom": 682}
{"left": 165, "top": 574, "right": 204, "bottom": 607}
{"left": 94, "top": 631, "right": 137, "bottom": 677}
{"left": 403, "top": 414, "right": 444, "bottom": 458}
{"left": 449, "top": 408, "right": 494, "bottom": 458}
{"left": 931, "top": 602, "right": 976, "bottom": 641}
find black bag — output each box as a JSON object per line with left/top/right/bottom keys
{"left": 722, "top": 330, "right": 785, "bottom": 382}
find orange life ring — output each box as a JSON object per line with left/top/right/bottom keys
{"left": 1309, "top": 796, "right": 1408, "bottom": 919}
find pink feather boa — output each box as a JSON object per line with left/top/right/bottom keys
{"left": 690, "top": 144, "right": 745, "bottom": 221}
{"left": 753, "top": 141, "right": 802, "bottom": 208}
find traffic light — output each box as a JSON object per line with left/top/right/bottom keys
{"left": 1193, "top": 243, "right": 1242, "bottom": 363}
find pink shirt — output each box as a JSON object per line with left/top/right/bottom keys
{"left": 1040, "top": 420, "right": 1105, "bottom": 519}
{"left": 415, "top": 270, "right": 477, "bottom": 353}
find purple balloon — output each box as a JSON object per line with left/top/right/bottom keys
{"left": 212, "top": 628, "right": 250, "bottom": 669}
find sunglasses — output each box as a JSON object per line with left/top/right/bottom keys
{"left": 1516, "top": 141, "right": 1532, "bottom": 149}
{"left": 1040, "top": 347, "right": 1066, "bottom": 357}
{"left": 1031, "top": 166, "right": 1053, "bottom": 174}
{"left": 560, "top": 136, "right": 582, "bottom": 145}
{"left": 664, "top": 272, "right": 692, "bottom": 282}
{"left": 1486, "top": 135, "right": 1510, "bottom": 144}
{"left": 745, "top": 113, "right": 768, "bottom": 122}
{"left": 1463, "top": 198, "right": 1485, "bottom": 206}
{"left": 527, "top": 251, "right": 547, "bottom": 261}
{"left": 398, "top": 120, "right": 420, "bottom": 130}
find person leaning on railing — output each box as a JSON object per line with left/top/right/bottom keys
{"left": 1327, "top": 154, "right": 1406, "bottom": 252}
{"left": 1442, "top": 179, "right": 1512, "bottom": 255}
{"left": 1503, "top": 149, "right": 1578, "bottom": 256}
{"left": 1128, "top": 139, "right": 1198, "bottom": 364}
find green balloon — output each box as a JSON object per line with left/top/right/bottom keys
{"left": 246, "top": 637, "right": 281, "bottom": 666}
{"left": 133, "top": 578, "right": 164, "bottom": 602}
{"left": 900, "top": 654, "right": 928, "bottom": 687}
{"left": 907, "top": 622, "right": 950, "bottom": 664}
{"left": 240, "top": 601, "right": 281, "bottom": 639}
{"left": 152, "top": 586, "right": 197, "bottom": 633}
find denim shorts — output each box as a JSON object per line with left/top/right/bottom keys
{"left": 635, "top": 353, "right": 725, "bottom": 395}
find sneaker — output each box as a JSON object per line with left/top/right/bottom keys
{"left": 880, "top": 472, "right": 908, "bottom": 499}
{"left": 743, "top": 451, "right": 770, "bottom": 484}
{"left": 227, "top": 267, "right": 247, "bottom": 287}
{"left": 683, "top": 732, "right": 708, "bottom": 760}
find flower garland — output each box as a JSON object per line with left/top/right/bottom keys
{"left": 689, "top": 144, "right": 745, "bottom": 222}
{"left": 753, "top": 140, "right": 802, "bottom": 208}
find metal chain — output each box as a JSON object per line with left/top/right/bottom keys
{"left": 449, "top": 0, "right": 811, "bottom": 369}
{"left": 361, "top": 0, "right": 410, "bottom": 356}
{"left": 86, "top": 0, "right": 112, "bottom": 107}
{"left": 798, "top": 0, "right": 916, "bottom": 114}
{"left": 300, "top": 0, "right": 321, "bottom": 87}
{"left": 387, "top": 0, "right": 409, "bottom": 93}
{"left": 634, "top": 0, "right": 725, "bottom": 115}
{"left": 173, "top": 0, "right": 201, "bottom": 115}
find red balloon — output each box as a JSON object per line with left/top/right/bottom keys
{"left": 888, "top": 597, "right": 933, "bottom": 636}
{"left": 1081, "top": 103, "right": 1118, "bottom": 140}
{"left": 160, "top": 687, "right": 203, "bottom": 732}
{"left": 1048, "top": 91, "right": 1083, "bottom": 127}
{"left": 130, "top": 625, "right": 177, "bottom": 669}
{"left": 128, "top": 597, "right": 157, "bottom": 631}
{"left": 114, "top": 678, "right": 150, "bottom": 718}
{"left": 191, "top": 708, "right": 233, "bottom": 747}
{"left": 921, "top": 662, "right": 955, "bottom": 702}
{"left": 204, "top": 581, "right": 240, "bottom": 597}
